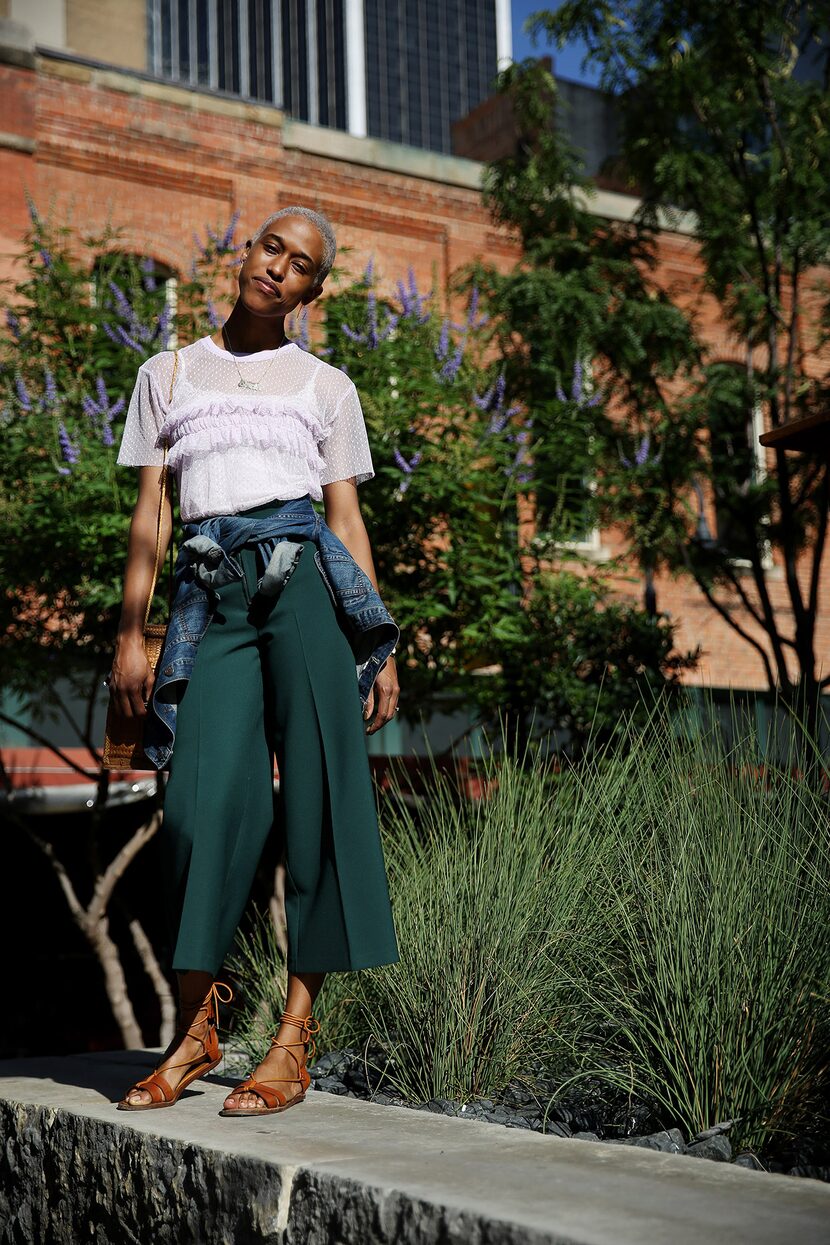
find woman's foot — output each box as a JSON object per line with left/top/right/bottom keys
{"left": 121, "top": 976, "right": 222, "bottom": 1108}
{"left": 221, "top": 1013, "right": 318, "bottom": 1113}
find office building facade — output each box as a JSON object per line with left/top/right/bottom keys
{"left": 145, "top": 0, "right": 512, "bottom": 152}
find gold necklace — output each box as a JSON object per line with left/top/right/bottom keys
{"left": 221, "top": 323, "right": 287, "bottom": 393}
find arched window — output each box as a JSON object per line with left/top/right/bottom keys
{"left": 89, "top": 253, "right": 178, "bottom": 352}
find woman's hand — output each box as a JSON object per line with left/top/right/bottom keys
{"left": 108, "top": 637, "right": 155, "bottom": 719}
{"left": 363, "top": 655, "right": 400, "bottom": 734}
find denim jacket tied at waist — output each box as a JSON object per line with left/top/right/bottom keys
{"left": 142, "top": 495, "right": 399, "bottom": 771}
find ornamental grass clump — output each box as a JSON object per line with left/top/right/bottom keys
{"left": 311, "top": 719, "right": 617, "bottom": 1104}
{"left": 228, "top": 691, "right": 830, "bottom": 1158}
{"left": 564, "top": 694, "right": 830, "bottom": 1155}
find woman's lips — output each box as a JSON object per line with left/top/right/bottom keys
{"left": 253, "top": 277, "right": 279, "bottom": 297}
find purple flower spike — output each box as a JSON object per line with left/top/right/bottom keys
{"left": 363, "top": 255, "right": 375, "bottom": 286}
{"left": 556, "top": 384, "right": 566, "bottom": 403}
{"left": 394, "top": 447, "right": 422, "bottom": 476}
{"left": 157, "top": 302, "right": 172, "bottom": 343}
{"left": 26, "top": 195, "right": 40, "bottom": 226}
{"left": 43, "top": 369, "right": 58, "bottom": 408}
{"left": 635, "top": 433, "right": 651, "bottom": 466}
{"left": 6, "top": 311, "right": 21, "bottom": 340}
{"left": 221, "top": 210, "right": 240, "bottom": 251}
{"left": 571, "top": 358, "right": 583, "bottom": 401}
{"left": 140, "top": 257, "right": 158, "bottom": 293}
{"left": 436, "top": 318, "right": 450, "bottom": 361}
{"left": 439, "top": 344, "right": 464, "bottom": 383}
{"left": 206, "top": 300, "right": 221, "bottom": 329}
{"left": 15, "top": 377, "right": 32, "bottom": 411}
{"left": 40, "top": 249, "right": 53, "bottom": 270}
{"left": 58, "top": 422, "right": 80, "bottom": 466}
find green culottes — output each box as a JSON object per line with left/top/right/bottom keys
{"left": 159, "top": 500, "right": 400, "bottom": 977}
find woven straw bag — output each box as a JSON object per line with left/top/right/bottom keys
{"left": 102, "top": 351, "right": 178, "bottom": 771}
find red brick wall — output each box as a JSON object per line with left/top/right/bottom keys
{"left": 2, "top": 52, "right": 827, "bottom": 696}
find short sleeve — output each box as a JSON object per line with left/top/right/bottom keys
{"left": 115, "top": 360, "right": 171, "bottom": 467}
{"left": 318, "top": 380, "right": 375, "bottom": 487}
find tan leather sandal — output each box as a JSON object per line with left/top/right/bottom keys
{"left": 218, "top": 1009, "right": 321, "bottom": 1117}
{"left": 116, "top": 980, "right": 234, "bottom": 1111}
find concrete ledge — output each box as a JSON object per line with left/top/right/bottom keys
{"left": 1, "top": 1051, "right": 829, "bottom": 1244}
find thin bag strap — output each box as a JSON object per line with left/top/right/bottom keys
{"left": 142, "top": 349, "right": 178, "bottom": 631}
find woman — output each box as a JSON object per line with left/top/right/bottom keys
{"left": 109, "top": 205, "right": 400, "bottom": 1117}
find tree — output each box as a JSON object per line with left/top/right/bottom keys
{"left": 475, "top": 10, "right": 830, "bottom": 761}
{"left": 322, "top": 258, "right": 694, "bottom": 752}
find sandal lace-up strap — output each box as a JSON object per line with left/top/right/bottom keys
{"left": 219, "top": 1009, "right": 320, "bottom": 1114}
{"left": 275, "top": 1010, "right": 321, "bottom": 1062}
{"left": 121, "top": 980, "right": 234, "bottom": 1105}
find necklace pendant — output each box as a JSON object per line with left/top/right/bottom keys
{"left": 238, "top": 378, "right": 260, "bottom": 392}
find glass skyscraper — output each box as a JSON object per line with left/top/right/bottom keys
{"left": 146, "top": 0, "right": 511, "bottom": 154}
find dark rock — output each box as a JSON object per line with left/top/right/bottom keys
{"left": 692, "top": 1120, "right": 735, "bottom": 1142}
{"left": 687, "top": 1136, "right": 732, "bottom": 1162}
{"left": 538, "top": 1121, "right": 570, "bottom": 1139}
{"left": 314, "top": 1076, "right": 349, "bottom": 1096}
{"left": 608, "top": 1128, "right": 685, "bottom": 1155}
{"left": 572, "top": 1131, "right": 601, "bottom": 1142}
{"left": 734, "top": 1153, "right": 766, "bottom": 1172}
{"left": 788, "top": 1165, "right": 830, "bottom": 1181}
{"left": 423, "top": 1098, "right": 456, "bottom": 1115}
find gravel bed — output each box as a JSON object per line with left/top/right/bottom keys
{"left": 305, "top": 1045, "right": 830, "bottom": 1183}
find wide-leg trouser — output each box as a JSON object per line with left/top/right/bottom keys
{"left": 159, "top": 501, "right": 400, "bottom": 977}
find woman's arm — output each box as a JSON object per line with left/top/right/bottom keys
{"left": 109, "top": 465, "right": 174, "bottom": 720}
{"left": 322, "top": 478, "right": 399, "bottom": 733}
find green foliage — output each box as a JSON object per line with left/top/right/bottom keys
{"left": 229, "top": 690, "right": 830, "bottom": 1156}
{"left": 0, "top": 203, "right": 241, "bottom": 709}
{"left": 321, "top": 261, "right": 536, "bottom": 717}
{"left": 471, "top": 567, "right": 699, "bottom": 758}
{"left": 518, "top": 3, "right": 830, "bottom": 724}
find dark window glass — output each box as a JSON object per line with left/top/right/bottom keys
{"left": 196, "top": 0, "right": 210, "bottom": 83}
{"left": 249, "top": 0, "right": 273, "bottom": 100}
{"left": 217, "top": 0, "right": 240, "bottom": 94}
{"left": 177, "top": 0, "right": 190, "bottom": 77}
{"left": 160, "top": 0, "right": 173, "bottom": 76}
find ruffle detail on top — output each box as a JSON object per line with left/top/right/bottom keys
{"left": 154, "top": 397, "right": 327, "bottom": 476}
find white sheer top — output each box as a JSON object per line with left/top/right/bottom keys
{"left": 115, "top": 335, "right": 375, "bottom": 521}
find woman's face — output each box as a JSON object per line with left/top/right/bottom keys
{"left": 239, "top": 214, "right": 326, "bottom": 318}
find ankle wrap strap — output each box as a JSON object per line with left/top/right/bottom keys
{"left": 276, "top": 1010, "right": 321, "bottom": 1060}
{"left": 176, "top": 980, "right": 234, "bottom": 1035}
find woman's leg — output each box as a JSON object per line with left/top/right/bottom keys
{"left": 222, "top": 970, "right": 326, "bottom": 1112}
{"left": 120, "top": 969, "right": 215, "bottom": 1106}
{"left": 122, "top": 552, "right": 274, "bottom": 1106}
{"left": 222, "top": 539, "right": 398, "bottom": 1111}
